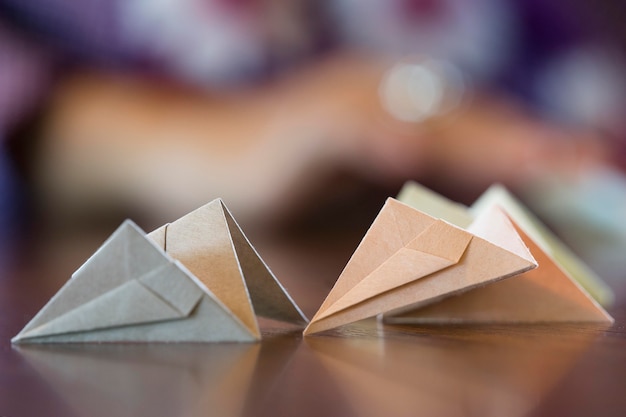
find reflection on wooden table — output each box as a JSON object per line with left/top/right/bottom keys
{"left": 308, "top": 321, "right": 605, "bottom": 417}
{"left": 11, "top": 322, "right": 612, "bottom": 417}
{"left": 1, "top": 224, "right": 625, "bottom": 417}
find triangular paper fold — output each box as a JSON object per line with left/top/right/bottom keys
{"left": 384, "top": 182, "right": 613, "bottom": 324}
{"left": 304, "top": 197, "right": 537, "bottom": 335}
{"left": 13, "top": 220, "right": 255, "bottom": 343}
{"left": 471, "top": 184, "right": 614, "bottom": 306}
{"left": 16, "top": 270, "right": 201, "bottom": 339}
{"left": 13, "top": 199, "right": 308, "bottom": 344}
{"left": 147, "top": 199, "right": 308, "bottom": 339}
{"left": 315, "top": 220, "right": 471, "bottom": 321}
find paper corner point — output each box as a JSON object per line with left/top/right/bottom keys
{"left": 119, "top": 218, "right": 145, "bottom": 234}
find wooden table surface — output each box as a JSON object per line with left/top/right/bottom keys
{"left": 1, "top": 221, "right": 625, "bottom": 417}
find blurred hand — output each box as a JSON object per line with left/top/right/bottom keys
{"left": 34, "top": 55, "right": 613, "bottom": 225}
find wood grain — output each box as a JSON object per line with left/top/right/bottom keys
{"left": 1, "top": 224, "right": 625, "bottom": 417}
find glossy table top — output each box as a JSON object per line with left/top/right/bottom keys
{"left": 2, "top": 223, "right": 625, "bottom": 417}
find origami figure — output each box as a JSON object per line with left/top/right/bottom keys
{"left": 383, "top": 182, "right": 613, "bottom": 324}
{"left": 13, "top": 199, "right": 307, "bottom": 343}
{"left": 304, "top": 197, "right": 538, "bottom": 335}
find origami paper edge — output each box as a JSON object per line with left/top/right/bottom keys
{"left": 304, "top": 197, "right": 538, "bottom": 335}
{"left": 219, "top": 199, "right": 309, "bottom": 325}
{"left": 313, "top": 218, "right": 473, "bottom": 322}
{"left": 13, "top": 219, "right": 259, "bottom": 344}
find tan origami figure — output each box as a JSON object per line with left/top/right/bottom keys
{"left": 384, "top": 182, "right": 613, "bottom": 324}
{"left": 13, "top": 199, "right": 308, "bottom": 343}
{"left": 304, "top": 197, "right": 538, "bottom": 335}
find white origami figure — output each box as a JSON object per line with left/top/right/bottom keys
{"left": 13, "top": 199, "right": 308, "bottom": 343}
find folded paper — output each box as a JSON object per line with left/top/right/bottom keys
{"left": 384, "top": 182, "right": 613, "bottom": 324}
{"left": 148, "top": 199, "right": 308, "bottom": 339}
{"left": 13, "top": 199, "right": 307, "bottom": 343}
{"left": 304, "top": 197, "right": 538, "bottom": 335}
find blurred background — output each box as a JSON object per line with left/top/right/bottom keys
{"left": 1, "top": 0, "right": 626, "bottom": 297}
